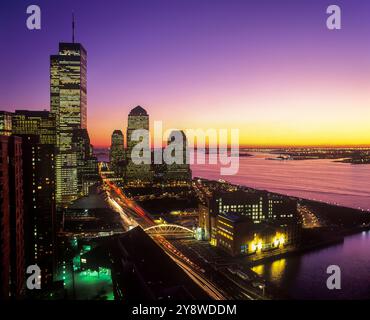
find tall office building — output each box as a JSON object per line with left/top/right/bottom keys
{"left": 164, "top": 130, "right": 192, "bottom": 183}
{"left": 50, "top": 42, "right": 87, "bottom": 205}
{"left": 109, "top": 130, "right": 125, "bottom": 176}
{"left": 125, "top": 106, "right": 153, "bottom": 184}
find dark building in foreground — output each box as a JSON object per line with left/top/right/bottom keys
{"left": 110, "top": 227, "right": 209, "bottom": 300}
{"left": 0, "top": 136, "right": 25, "bottom": 298}
{"left": 0, "top": 132, "right": 57, "bottom": 296}
{"left": 0, "top": 136, "right": 11, "bottom": 299}
{"left": 8, "top": 136, "right": 25, "bottom": 298}
{"left": 19, "top": 135, "right": 56, "bottom": 288}
{"left": 2, "top": 110, "right": 58, "bottom": 288}
{"left": 66, "top": 227, "right": 209, "bottom": 300}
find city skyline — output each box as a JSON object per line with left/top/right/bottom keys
{"left": 1, "top": 0, "right": 370, "bottom": 304}
{"left": 2, "top": 0, "right": 370, "bottom": 148}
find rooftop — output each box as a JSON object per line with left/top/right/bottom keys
{"left": 129, "top": 105, "right": 148, "bottom": 116}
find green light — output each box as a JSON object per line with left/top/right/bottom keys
{"left": 83, "top": 245, "right": 92, "bottom": 251}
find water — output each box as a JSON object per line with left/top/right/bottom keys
{"left": 191, "top": 152, "right": 370, "bottom": 299}
{"left": 252, "top": 232, "right": 370, "bottom": 299}
{"left": 191, "top": 152, "right": 370, "bottom": 211}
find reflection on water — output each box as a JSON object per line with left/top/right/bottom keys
{"left": 253, "top": 259, "right": 287, "bottom": 283}
{"left": 251, "top": 232, "right": 370, "bottom": 299}
{"left": 252, "top": 264, "right": 264, "bottom": 276}
{"left": 270, "top": 259, "right": 286, "bottom": 281}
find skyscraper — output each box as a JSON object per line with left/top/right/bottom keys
{"left": 109, "top": 130, "right": 125, "bottom": 176}
{"left": 125, "top": 106, "right": 153, "bottom": 184}
{"left": 50, "top": 42, "right": 87, "bottom": 205}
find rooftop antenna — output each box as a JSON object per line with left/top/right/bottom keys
{"left": 72, "top": 12, "right": 75, "bottom": 43}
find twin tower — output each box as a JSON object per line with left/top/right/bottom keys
{"left": 110, "top": 106, "right": 191, "bottom": 186}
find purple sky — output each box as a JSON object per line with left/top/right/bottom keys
{"left": 1, "top": 0, "right": 370, "bottom": 147}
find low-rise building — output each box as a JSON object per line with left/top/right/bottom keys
{"left": 215, "top": 213, "right": 294, "bottom": 257}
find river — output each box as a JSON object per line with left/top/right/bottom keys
{"left": 251, "top": 232, "right": 370, "bottom": 299}
{"left": 191, "top": 152, "right": 370, "bottom": 211}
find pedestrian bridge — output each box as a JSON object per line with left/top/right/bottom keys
{"left": 144, "top": 224, "right": 195, "bottom": 238}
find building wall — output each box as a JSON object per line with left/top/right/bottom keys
{"left": 8, "top": 136, "right": 25, "bottom": 297}
{"left": 210, "top": 190, "right": 266, "bottom": 223}
{"left": 216, "top": 214, "right": 254, "bottom": 256}
{"left": 209, "top": 190, "right": 299, "bottom": 225}
{"left": 19, "top": 135, "right": 56, "bottom": 288}
{"left": 12, "top": 111, "right": 56, "bottom": 145}
{"left": 0, "top": 136, "right": 11, "bottom": 299}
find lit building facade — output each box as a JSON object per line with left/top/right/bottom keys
{"left": 216, "top": 213, "right": 290, "bottom": 257}
{"left": 50, "top": 43, "right": 87, "bottom": 205}
{"left": 125, "top": 106, "right": 153, "bottom": 184}
{"left": 199, "top": 189, "right": 300, "bottom": 253}
{"left": 208, "top": 190, "right": 298, "bottom": 224}
{"left": 12, "top": 110, "right": 56, "bottom": 145}
{"left": 0, "top": 111, "right": 13, "bottom": 136}
{"left": 210, "top": 190, "right": 266, "bottom": 223}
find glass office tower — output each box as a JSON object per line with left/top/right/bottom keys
{"left": 50, "top": 43, "right": 87, "bottom": 205}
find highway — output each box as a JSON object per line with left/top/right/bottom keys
{"left": 100, "top": 168, "right": 230, "bottom": 300}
